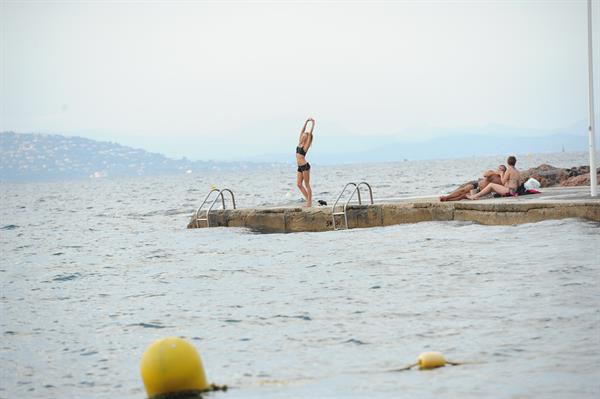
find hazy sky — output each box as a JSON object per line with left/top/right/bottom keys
{"left": 1, "top": 0, "right": 598, "bottom": 159}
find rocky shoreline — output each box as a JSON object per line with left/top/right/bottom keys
{"left": 521, "top": 164, "right": 599, "bottom": 187}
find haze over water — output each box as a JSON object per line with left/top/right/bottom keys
{"left": 1, "top": 152, "right": 599, "bottom": 398}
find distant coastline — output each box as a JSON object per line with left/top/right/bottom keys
{"left": 1, "top": 131, "right": 595, "bottom": 183}
{"left": 0, "top": 132, "right": 275, "bottom": 182}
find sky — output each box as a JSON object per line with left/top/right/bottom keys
{"left": 1, "top": 0, "right": 599, "bottom": 160}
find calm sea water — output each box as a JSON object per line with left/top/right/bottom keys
{"left": 1, "top": 152, "right": 599, "bottom": 399}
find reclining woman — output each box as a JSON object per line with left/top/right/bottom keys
{"left": 440, "top": 165, "right": 505, "bottom": 202}
{"left": 467, "top": 156, "right": 521, "bottom": 200}
{"left": 296, "top": 117, "right": 315, "bottom": 207}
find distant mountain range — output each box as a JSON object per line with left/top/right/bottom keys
{"left": 309, "top": 132, "right": 591, "bottom": 164}
{"left": 244, "top": 120, "right": 594, "bottom": 164}
{"left": 0, "top": 132, "right": 269, "bottom": 182}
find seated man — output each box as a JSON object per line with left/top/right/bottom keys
{"left": 440, "top": 165, "right": 505, "bottom": 202}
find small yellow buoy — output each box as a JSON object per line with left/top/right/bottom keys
{"left": 418, "top": 351, "right": 446, "bottom": 370}
{"left": 140, "top": 337, "right": 209, "bottom": 398}
{"left": 389, "top": 351, "right": 463, "bottom": 372}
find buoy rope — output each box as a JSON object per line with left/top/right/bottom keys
{"left": 388, "top": 360, "right": 465, "bottom": 372}
{"left": 206, "top": 383, "right": 229, "bottom": 392}
{"left": 151, "top": 384, "right": 228, "bottom": 399}
{"left": 388, "top": 362, "right": 418, "bottom": 372}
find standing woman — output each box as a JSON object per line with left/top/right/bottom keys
{"left": 296, "top": 117, "right": 315, "bottom": 207}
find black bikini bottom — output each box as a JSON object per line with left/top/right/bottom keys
{"left": 297, "top": 162, "right": 311, "bottom": 173}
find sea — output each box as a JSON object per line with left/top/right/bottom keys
{"left": 1, "top": 151, "right": 599, "bottom": 399}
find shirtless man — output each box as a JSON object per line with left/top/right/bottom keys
{"left": 467, "top": 156, "right": 520, "bottom": 200}
{"left": 440, "top": 165, "right": 505, "bottom": 202}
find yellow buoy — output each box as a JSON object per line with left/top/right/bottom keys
{"left": 140, "top": 337, "right": 209, "bottom": 398}
{"left": 418, "top": 351, "right": 446, "bottom": 370}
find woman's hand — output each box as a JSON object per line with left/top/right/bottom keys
{"left": 302, "top": 118, "right": 315, "bottom": 135}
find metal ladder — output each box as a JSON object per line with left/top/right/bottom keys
{"left": 331, "top": 182, "right": 373, "bottom": 230}
{"left": 194, "top": 188, "right": 236, "bottom": 227}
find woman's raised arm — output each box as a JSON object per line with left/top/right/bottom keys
{"left": 307, "top": 118, "right": 315, "bottom": 134}
{"left": 299, "top": 119, "right": 309, "bottom": 141}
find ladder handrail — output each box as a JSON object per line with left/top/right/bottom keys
{"left": 204, "top": 189, "right": 236, "bottom": 226}
{"left": 341, "top": 185, "right": 360, "bottom": 230}
{"left": 331, "top": 181, "right": 373, "bottom": 230}
{"left": 331, "top": 181, "right": 374, "bottom": 230}
{"left": 204, "top": 192, "right": 225, "bottom": 227}
{"left": 194, "top": 188, "right": 236, "bottom": 228}
{"left": 194, "top": 188, "right": 221, "bottom": 227}
{"left": 357, "top": 181, "right": 374, "bottom": 204}
{"left": 332, "top": 182, "right": 359, "bottom": 212}
{"left": 220, "top": 189, "right": 236, "bottom": 209}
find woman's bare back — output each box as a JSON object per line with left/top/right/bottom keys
{"left": 505, "top": 167, "right": 520, "bottom": 190}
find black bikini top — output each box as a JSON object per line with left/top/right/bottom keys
{"left": 296, "top": 146, "right": 307, "bottom": 156}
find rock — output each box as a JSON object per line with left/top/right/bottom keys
{"left": 521, "top": 165, "right": 598, "bottom": 187}
{"left": 534, "top": 163, "right": 558, "bottom": 172}
{"left": 560, "top": 172, "right": 600, "bottom": 187}
{"left": 521, "top": 164, "right": 565, "bottom": 187}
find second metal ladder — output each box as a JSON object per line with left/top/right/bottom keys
{"left": 331, "top": 182, "right": 373, "bottom": 230}
{"left": 194, "top": 188, "right": 236, "bottom": 228}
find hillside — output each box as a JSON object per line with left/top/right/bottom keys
{"left": 0, "top": 132, "right": 252, "bottom": 182}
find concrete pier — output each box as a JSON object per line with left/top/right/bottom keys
{"left": 187, "top": 186, "right": 600, "bottom": 233}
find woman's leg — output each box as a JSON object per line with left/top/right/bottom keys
{"left": 468, "top": 183, "right": 509, "bottom": 200}
{"left": 297, "top": 171, "right": 309, "bottom": 201}
{"left": 302, "top": 169, "right": 312, "bottom": 206}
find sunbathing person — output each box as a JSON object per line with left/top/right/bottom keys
{"left": 440, "top": 165, "right": 505, "bottom": 202}
{"left": 467, "top": 156, "right": 521, "bottom": 200}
